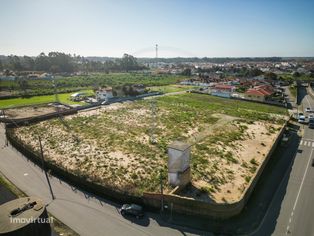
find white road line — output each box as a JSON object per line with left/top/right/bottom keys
{"left": 312, "top": 142, "right": 314, "bottom": 147}
{"left": 292, "top": 149, "right": 314, "bottom": 227}
{"left": 292, "top": 149, "right": 313, "bottom": 211}
{"left": 300, "top": 140, "right": 304, "bottom": 145}
{"left": 304, "top": 141, "right": 307, "bottom": 146}
{"left": 308, "top": 142, "right": 311, "bottom": 147}
{"left": 286, "top": 148, "right": 314, "bottom": 234}
{"left": 303, "top": 138, "right": 314, "bottom": 142}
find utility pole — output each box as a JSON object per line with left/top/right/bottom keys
{"left": 150, "top": 99, "right": 157, "bottom": 144}
{"left": 2, "top": 110, "right": 8, "bottom": 146}
{"left": 38, "top": 136, "right": 55, "bottom": 200}
{"left": 155, "top": 44, "right": 158, "bottom": 70}
{"left": 160, "top": 170, "right": 164, "bottom": 213}
{"left": 53, "top": 79, "right": 60, "bottom": 113}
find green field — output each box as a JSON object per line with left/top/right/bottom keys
{"left": 0, "top": 73, "right": 187, "bottom": 97}
{"left": 148, "top": 84, "right": 196, "bottom": 93}
{"left": 0, "top": 90, "right": 93, "bottom": 109}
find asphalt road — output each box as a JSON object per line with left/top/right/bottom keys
{"left": 0, "top": 125, "right": 204, "bottom": 236}
{"left": 255, "top": 86, "right": 314, "bottom": 236}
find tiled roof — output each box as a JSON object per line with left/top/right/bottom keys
{"left": 245, "top": 84, "right": 274, "bottom": 96}
{"left": 214, "top": 84, "right": 235, "bottom": 90}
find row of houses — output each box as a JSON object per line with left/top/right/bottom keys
{"left": 207, "top": 83, "right": 280, "bottom": 103}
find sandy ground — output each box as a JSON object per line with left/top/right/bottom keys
{"left": 182, "top": 121, "right": 282, "bottom": 203}
{"left": 3, "top": 104, "right": 69, "bottom": 119}
{"left": 12, "top": 100, "right": 286, "bottom": 202}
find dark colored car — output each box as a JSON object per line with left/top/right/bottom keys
{"left": 120, "top": 204, "right": 144, "bottom": 218}
{"left": 309, "top": 120, "right": 314, "bottom": 128}
{"left": 312, "top": 159, "right": 314, "bottom": 167}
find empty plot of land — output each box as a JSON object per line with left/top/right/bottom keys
{"left": 2, "top": 104, "right": 70, "bottom": 119}
{"left": 11, "top": 93, "right": 288, "bottom": 203}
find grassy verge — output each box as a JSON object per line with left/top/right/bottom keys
{"left": 0, "top": 90, "right": 93, "bottom": 109}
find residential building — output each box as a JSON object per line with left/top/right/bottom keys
{"left": 96, "top": 87, "right": 113, "bottom": 102}
{"left": 244, "top": 84, "right": 274, "bottom": 102}
{"left": 211, "top": 84, "right": 236, "bottom": 98}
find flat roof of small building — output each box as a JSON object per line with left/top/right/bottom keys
{"left": 0, "top": 197, "right": 45, "bottom": 233}
{"left": 168, "top": 141, "right": 191, "bottom": 151}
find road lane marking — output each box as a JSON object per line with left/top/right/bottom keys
{"left": 300, "top": 140, "right": 303, "bottom": 145}
{"left": 304, "top": 141, "right": 307, "bottom": 146}
{"left": 292, "top": 148, "right": 313, "bottom": 211}
{"left": 303, "top": 138, "right": 314, "bottom": 142}
{"left": 308, "top": 142, "right": 311, "bottom": 147}
{"left": 286, "top": 148, "right": 314, "bottom": 234}
{"left": 23, "top": 173, "right": 28, "bottom": 176}
{"left": 312, "top": 142, "right": 314, "bottom": 147}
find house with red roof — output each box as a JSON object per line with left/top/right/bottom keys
{"left": 211, "top": 84, "right": 236, "bottom": 98}
{"left": 244, "top": 84, "right": 274, "bottom": 102}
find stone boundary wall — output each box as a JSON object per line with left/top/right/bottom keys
{"left": 5, "top": 129, "right": 143, "bottom": 205}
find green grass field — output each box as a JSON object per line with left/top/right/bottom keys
{"left": 0, "top": 90, "right": 93, "bottom": 109}
{"left": 148, "top": 84, "right": 196, "bottom": 93}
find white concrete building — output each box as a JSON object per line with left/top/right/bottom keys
{"left": 96, "top": 88, "right": 113, "bottom": 102}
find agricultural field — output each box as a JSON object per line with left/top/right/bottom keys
{"left": 148, "top": 84, "right": 196, "bottom": 93}
{"left": 0, "top": 73, "right": 186, "bottom": 97}
{"left": 11, "top": 93, "right": 288, "bottom": 203}
{"left": 0, "top": 90, "right": 93, "bottom": 109}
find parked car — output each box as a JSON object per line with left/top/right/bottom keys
{"left": 309, "top": 114, "right": 314, "bottom": 121}
{"left": 120, "top": 204, "right": 144, "bottom": 218}
{"left": 281, "top": 130, "right": 291, "bottom": 146}
{"left": 309, "top": 120, "right": 314, "bottom": 128}
{"left": 298, "top": 115, "right": 306, "bottom": 124}
{"left": 305, "top": 108, "right": 314, "bottom": 113}
{"left": 312, "top": 159, "right": 314, "bottom": 167}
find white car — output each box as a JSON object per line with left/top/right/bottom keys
{"left": 305, "top": 107, "right": 312, "bottom": 113}
{"left": 298, "top": 115, "right": 306, "bottom": 123}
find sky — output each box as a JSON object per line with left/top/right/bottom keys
{"left": 0, "top": 0, "right": 314, "bottom": 58}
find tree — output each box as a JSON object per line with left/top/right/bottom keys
{"left": 22, "top": 56, "right": 35, "bottom": 71}
{"left": 245, "top": 68, "right": 263, "bottom": 77}
{"left": 17, "top": 77, "right": 29, "bottom": 96}
{"left": 293, "top": 71, "right": 301, "bottom": 77}
{"left": 181, "top": 68, "right": 191, "bottom": 76}
{"left": 264, "top": 72, "right": 277, "bottom": 80}
{"left": 35, "top": 53, "right": 50, "bottom": 71}
{"left": 8, "top": 55, "right": 23, "bottom": 71}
